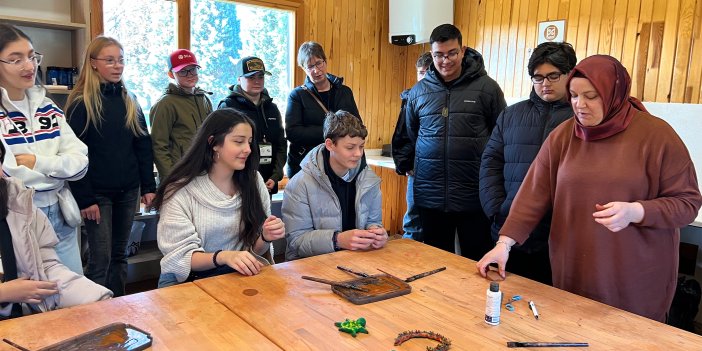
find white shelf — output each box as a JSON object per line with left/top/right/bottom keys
{"left": 0, "top": 15, "right": 86, "bottom": 31}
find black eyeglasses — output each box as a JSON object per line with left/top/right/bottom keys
{"left": 531, "top": 72, "right": 563, "bottom": 84}
{"left": 176, "top": 67, "right": 199, "bottom": 77}
{"left": 304, "top": 60, "right": 325, "bottom": 71}
{"left": 432, "top": 49, "right": 460, "bottom": 62}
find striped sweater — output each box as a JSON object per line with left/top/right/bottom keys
{"left": 0, "top": 87, "right": 88, "bottom": 207}
{"left": 157, "top": 173, "right": 271, "bottom": 282}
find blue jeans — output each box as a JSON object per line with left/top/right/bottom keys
{"left": 39, "top": 202, "right": 83, "bottom": 275}
{"left": 158, "top": 273, "right": 179, "bottom": 288}
{"left": 402, "top": 175, "right": 422, "bottom": 241}
{"left": 84, "top": 188, "right": 139, "bottom": 297}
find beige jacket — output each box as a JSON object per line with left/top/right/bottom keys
{"left": 0, "top": 178, "right": 112, "bottom": 317}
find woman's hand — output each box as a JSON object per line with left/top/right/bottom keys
{"left": 476, "top": 237, "right": 514, "bottom": 280}
{"left": 337, "top": 229, "right": 375, "bottom": 250}
{"left": 81, "top": 204, "right": 101, "bottom": 224}
{"left": 14, "top": 154, "right": 36, "bottom": 170}
{"left": 367, "top": 225, "right": 388, "bottom": 249}
{"left": 265, "top": 179, "right": 275, "bottom": 191}
{"left": 141, "top": 193, "right": 156, "bottom": 208}
{"left": 218, "top": 251, "right": 264, "bottom": 276}
{"left": 261, "top": 215, "right": 285, "bottom": 242}
{"left": 593, "top": 202, "right": 645, "bottom": 232}
{"left": 0, "top": 277, "right": 58, "bottom": 304}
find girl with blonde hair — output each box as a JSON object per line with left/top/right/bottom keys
{"left": 66, "top": 36, "right": 156, "bottom": 296}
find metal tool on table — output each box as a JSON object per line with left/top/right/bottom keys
{"left": 377, "top": 266, "right": 447, "bottom": 283}
{"left": 301, "top": 275, "right": 369, "bottom": 292}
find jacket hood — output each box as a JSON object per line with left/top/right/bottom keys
{"left": 425, "top": 47, "right": 487, "bottom": 86}
{"left": 400, "top": 88, "right": 410, "bottom": 100}
{"left": 165, "top": 82, "right": 209, "bottom": 97}
{"left": 304, "top": 73, "right": 344, "bottom": 90}
{"left": 226, "top": 85, "right": 272, "bottom": 105}
{"left": 5, "top": 177, "right": 34, "bottom": 216}
{"left": 0, "top": 86, "right": 51, "bottom": 117}
{"left": 528, "top": 88, "right": 572, "bottom": 112}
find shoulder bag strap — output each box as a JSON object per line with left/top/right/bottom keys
{"left": 301, "top": 86, "right": 329, "bottom": 114}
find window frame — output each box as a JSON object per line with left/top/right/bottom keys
{"left": 91, "top": 0, "right": 303, "bottom": 86}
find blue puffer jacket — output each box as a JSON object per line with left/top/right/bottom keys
{"left": 479, "top": 90, "right": 572, "bottom": 252}
{"left": 405, "top": 48, "right": 506, "bottom": 212}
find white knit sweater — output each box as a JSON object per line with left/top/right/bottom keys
{"left": 157, "top": 173, "right": 271, "bottom": 282}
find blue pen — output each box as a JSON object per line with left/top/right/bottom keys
{"left": 528, "top": 300, "right": 539, "bottom": 320}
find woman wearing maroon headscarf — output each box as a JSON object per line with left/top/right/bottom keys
{"left": 476, "top": 55, "right": 702, "bottom": 322}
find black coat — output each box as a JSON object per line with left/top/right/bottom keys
{"left": 391, "top": 89, "right": 413, "bottom": 175}
{"left": 218, "top": 85, "right": 287, "bottom": 193}
{"left": 285, "top": 73, "right": 360, "bottom": 177}
{"left": 479, "top": 90, "right": 572, "bottom": 252}
{"left": 67, "top": 83, "right": 156, "bottom": 209}
{"left": 405, "top": 48, "right": 506, "bottom": 212}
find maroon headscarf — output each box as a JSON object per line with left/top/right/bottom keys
{"left": 566, "top": 55, "right": 648, "bottom": 141}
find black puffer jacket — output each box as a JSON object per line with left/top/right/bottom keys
{"left": 479, "top": 90, "right": 572, "bottom": 252}
{"left": 218, "top": 85, "right": 287, "bottom": 192}
{"left": 285, "top": 73, "right": 360, "bottom": 177}
{"left": 391, "top": 89, "right": 413, "bottom": 175}
{"left": 405, "top": 48, "right": 506, "bottom": 212}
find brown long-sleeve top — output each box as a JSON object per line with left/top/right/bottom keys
{"left": 500, "top": 111, "right": 702, "bottom": 322}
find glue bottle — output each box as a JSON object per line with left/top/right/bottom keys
{"left": 485, "top": 281, "right": 502, "bottom": 325}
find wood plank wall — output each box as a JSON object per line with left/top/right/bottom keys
{"left": 453, "top": 0, "right": 702, "bottom": 104}
{"left": 301, "top": 0, "right": 702, "bottom": 233}
{"left": 300, "top": 0, "right": 702, "bottom": 151}
{"left": 298, "top": 0, "right": 432, "bottom": 149}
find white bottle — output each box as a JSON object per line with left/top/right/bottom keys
{"left": 485, "top": 281, "right": 502, "bottom": 325}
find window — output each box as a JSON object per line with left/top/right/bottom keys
{"left": 103, "top": 0, "right": 177, "bottom": 126}
{"left": 190, "top": 0, "right": 294, "bottom": 116}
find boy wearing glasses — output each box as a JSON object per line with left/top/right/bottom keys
{"left": 404, "top": 24, "right": 506, "bottom": 260}
{"left": 479, "top": 42, "right": 577, "bottom": 285}
{"left": 217, "top": 56, "right": 287, "bottom": 194}
{"left": 150, "top": 49, "right": 213, "bottom": 181}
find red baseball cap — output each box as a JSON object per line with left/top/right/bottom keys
{"left": 169, "top": 49, "right": 200, "bottom": 72}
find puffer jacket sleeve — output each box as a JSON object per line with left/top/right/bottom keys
{"left": 480, "top": 110, "right": 508, "bottom": 218}
{"left": 282, "top": 174, "right": 335, "bottom": 260}
{"left": 36, "top": 208, "right": 113, "bottom": 307}
{"left": 487, "top": 80, "right": 507, "bottom": 133}
{"left": 363, "top": 172, "right": 383, "bottom": 229}
{"left": 391, "top": 96, "right": 414, "bottom": 175}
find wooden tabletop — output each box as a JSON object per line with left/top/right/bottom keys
{"left": 195, "top": 239, "right": 702, "bottom": 350}
{"left": 0, "top": 282, "right": 281, "bottom": 351}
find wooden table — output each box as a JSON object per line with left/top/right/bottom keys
{"left": 0, "top": 282, "right": 281, "bottom": 351}
{"left": 195, "top": 239, "right": 702, "bottom": 350}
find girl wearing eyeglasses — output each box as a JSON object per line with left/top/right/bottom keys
{"left": 66, "top": 36, "right": 156, "bottom": 296}
{"left": 0, "top": 24, "right": 88, "bottom": 275}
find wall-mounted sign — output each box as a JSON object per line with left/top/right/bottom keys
{"left": 537, "top": 20, "right": 566, "bottom": 44}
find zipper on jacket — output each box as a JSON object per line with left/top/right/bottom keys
{"left": 444, "top": 90, "right": 450, "bottom": 212}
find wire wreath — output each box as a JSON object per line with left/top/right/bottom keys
{"left": 394, "top": 330, "right": 451, "bottom": 351}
